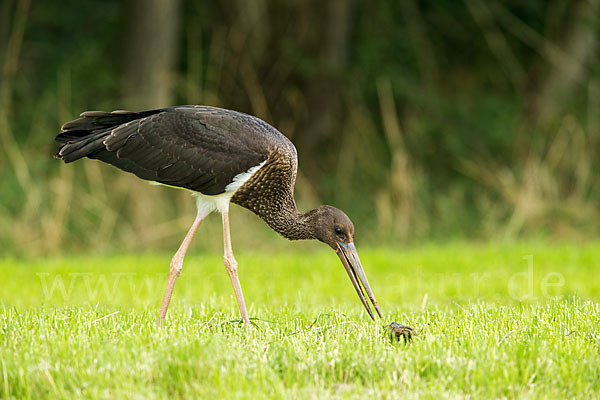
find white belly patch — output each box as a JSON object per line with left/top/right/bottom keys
{"left": 192, "top": 160, "right": 266, "bottom": 218}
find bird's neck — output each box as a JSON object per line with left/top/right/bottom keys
{"left": 263, "top": 204, "right": 319, "bottom": 241}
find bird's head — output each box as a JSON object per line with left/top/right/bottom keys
{"left": 310, "top": 205, "right": 382, "bottom": 320}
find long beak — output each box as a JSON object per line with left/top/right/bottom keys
{"left": 336, "top": 242, "right": 382, "bottom": 320}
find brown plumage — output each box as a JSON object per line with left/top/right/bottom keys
{"left": 55, "top": 105, "right": 384, "bottom": 328}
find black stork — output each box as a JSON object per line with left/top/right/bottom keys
{"left": 55, "top": 105, "right": 382, "bottom": 328}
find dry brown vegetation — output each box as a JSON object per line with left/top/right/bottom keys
{"left": 1, "top": 0, "right": 598, "bottom": 255}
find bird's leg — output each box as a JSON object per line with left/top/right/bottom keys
{"left": 157, "top": 213, "right": 204, "bottom": 326}
{"left": 221, "top": 207, "right": 252, "bottom": 330}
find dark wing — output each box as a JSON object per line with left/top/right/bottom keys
{"left": 56, "top": 108, "right": 269, "bottom": 195}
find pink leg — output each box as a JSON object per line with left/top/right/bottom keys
{"left": 221, "top": 208, "right": 252, "bottom": 329}
{"left": 157, "top": 213, "right": 203, "bottom": 326}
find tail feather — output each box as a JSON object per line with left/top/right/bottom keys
{"left": 55, "top": 108, "right": 163, "bottom": 163}
{"left": 56, "top": 131, "right": 108, "bottom": 163}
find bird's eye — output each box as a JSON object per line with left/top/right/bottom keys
{"left": 334, "top": 226, "right": 345, "bottom": 239}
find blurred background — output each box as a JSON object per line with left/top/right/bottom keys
{"left": 0, "top": 0, "right": 598, "bottom": 256}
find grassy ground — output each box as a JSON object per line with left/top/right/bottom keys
{"left": 1, "top": 242, "right": 599, "bottom": 399}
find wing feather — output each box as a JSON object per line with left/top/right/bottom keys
{"left": 98, "top": 108, "right": 269, "bottom": 195}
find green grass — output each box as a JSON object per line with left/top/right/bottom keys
{"left": 1, "top": 242, "right": 599, "bottom": 399}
